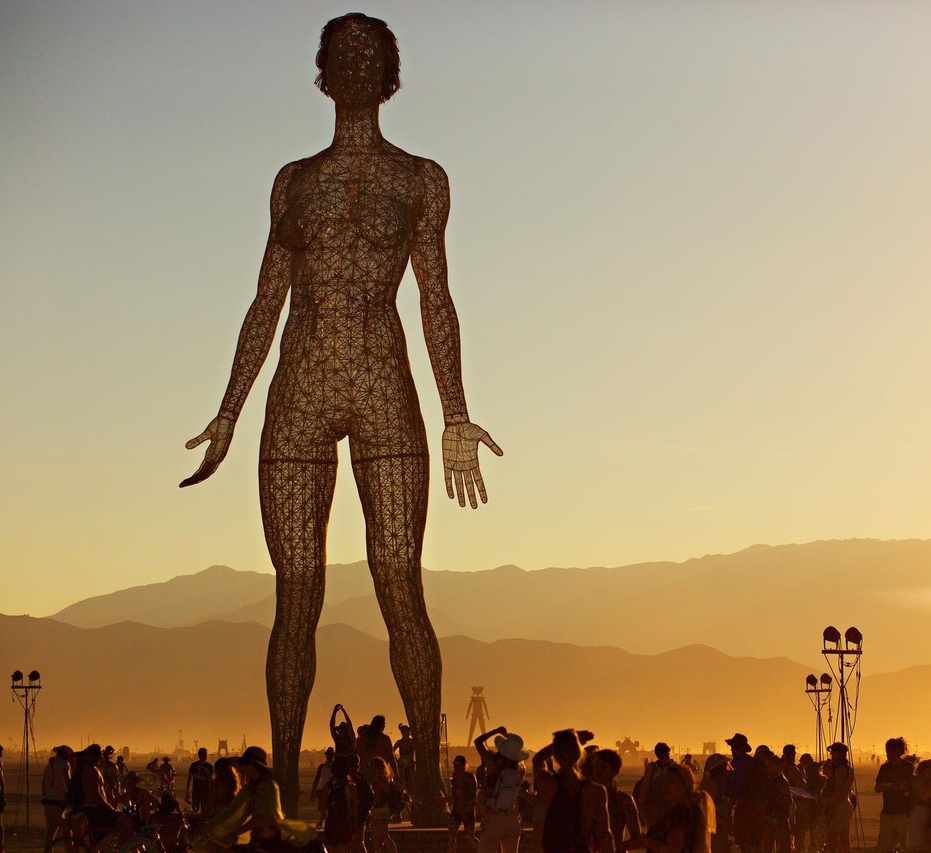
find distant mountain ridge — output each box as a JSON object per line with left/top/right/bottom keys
{"left": 48, "top": 539, "right": 931, "bottom": 671}
{"left": 4, "top": 612, "right": 928, "bottom": 754}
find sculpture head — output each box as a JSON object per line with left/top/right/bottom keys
{"left": 315, "top": 13, "right": 401, "bottom": 107}
{"left": 472, "top": 686, "right": 484, "bottom": 695}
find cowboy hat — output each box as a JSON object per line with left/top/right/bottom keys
{"left": 494, "top": 733, "right": 529, "bottom": 762}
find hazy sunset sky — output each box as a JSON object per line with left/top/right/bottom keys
{"left": 3, "top": 1, "right": 931, "bottom": 615}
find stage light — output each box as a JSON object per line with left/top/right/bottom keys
{"left": 820, "top": 673, "right": 833, "bottom": 689}
{"left": 11, "top": 670, "right": 23, "bottom": 684}
{"left": 28, "top": 670, "right": 41, "bottom": 685}
{"left": 806, "top": 674, "right": 818, "bottom": 688}
{"left": 823, "top": 626, "right": 841, "bottom": 647}
{"left": 844, "top": 627, "right": 863, "bottom": 650}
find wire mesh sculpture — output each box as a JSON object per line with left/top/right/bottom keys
{"left": 180, "top": 13, "right": 502, "bottom": 820}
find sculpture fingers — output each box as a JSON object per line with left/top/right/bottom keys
{"left": 472, "top": 468, "right": 488, "bottom": 504}
{"left": 479, "top": 431, "right": 504, "bottom": 457}
{"left": 444, "top": 464, "right": 455, "bottom": 500}
{"left": 179, "top": 458, "right": 218, "bottom": 488}
{"left": 454, "top": 470, "right": 466, "bottom": 507}
{"left": 464, "top": 474, "right": 478, "bottom": 510}
{"left": 185, "top": 429, "right": 210, "bottom": 450}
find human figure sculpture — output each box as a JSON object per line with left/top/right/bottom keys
{"left": 180, "top": 13, "right": 502, "bottom": 820}
{"left": 466, "top": 686, "right": 489, "bottom": 744}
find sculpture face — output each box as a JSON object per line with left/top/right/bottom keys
{"left": 324, "top": 22, "right": 385, "bottom": 107}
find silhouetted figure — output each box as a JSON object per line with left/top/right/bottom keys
{"left": 621, "top": 764, "right": 713, "bottom": 853}
{"left": 698, "top": 754, "right": 732, "bottom": 853}
{"left": 42, "top": 745, "right": 73, "bottom": 853}
{"left": 592, "top": 748, "right": 642, "bottom": 844}
{"left": 640, "top": 742, "right": 676, "bottom": 830}
{"left": 476, "top": 726, "right": 528, "bottom": 853}
{"left": 876, "top": 737, "right": 913, "bottom": 853}
{"left": 468, "top": 687, "right": 490, "bottom": 744}
{"left": 820, "top": 743, "right": 853, "bottom": 853}
{"left": 907, "top": 759, "right": 931, "bottom": 851}
{"left": 101, "top": 746, "right": 119, "bottom": 803}
{"left": 331, "top": 704, "right": 358, "bottom": 756}
{"left": 347, "top": 754, "right": 373, "bottom": 853}
{"left": 370, "top": 757, "right": 402, "bottom": 853}
{"left": 724, "top": 733, "right": 767, "bottom": 853}
{"left": 325, "top": 754, "right": 359, "bottom": 853}
{"left": 181, "top": 12, "right": 502, "bottom": 818}
{"left": 358, "top": 715, "right": 399, "bottom": 782}
{"left": 795, "top": 753, "right": 824, "bottom": 853}
{"left": 118, "top": 772, "right": 160, "bottom": 820}
{"left": 204, "top": 746, "right": 315, "bottom": 848}
{"left": 534, "top": 728, "right": 613, "bottom": 853}
{"left": 0, "top": 746, "right": 6, "bottom": 853}
{"left": 311, "top": 748, "right": 336, "bottom": 828}
{"left": 208, "top": 757, "right": 240, "bottom": 818}
{"left": 186, "top": 747, "right": 213, "bottom": 815}
{"left": 757, "top": 748, "right": 791, "bottom": 853}
{"left": 159, "top": 756, "right": 176, "bottom": 796}
{"left": 447, "top": 755, "right": 478, "bottom": 853}
{"left": 395, "top": 723, "right": 416, "bottom": 795}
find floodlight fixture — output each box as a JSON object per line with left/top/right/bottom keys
{"left": 844, "top": 626, "right": 863, "bottom": 650}
{"left": 11, "top": 670, "right": 23, "bottom": 684}
{"left": 28, "top": 670, "right": 41, "bottom": 685}
{"left": 823, "top": 626, "right": 841, "bottom": 647}
{"left": 820, "top": 673, "right": 833, "bottom": 689}
{"left": 806, "top": 674, "right": 818, "bottom": 688}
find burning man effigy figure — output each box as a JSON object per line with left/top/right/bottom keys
{"left": 181, "top": 13, "right": 502, "bottom": 819}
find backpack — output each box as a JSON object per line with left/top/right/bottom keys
{"left": 386, "top": 781, "right": 405, "bottom": 817}
{"left": 324, "top": 783, "right": 355, "bottom": 845}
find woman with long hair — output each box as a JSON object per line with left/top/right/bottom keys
{"left": 357, "top": 716, "right": 399, "bottom": 782}
{"left": 476, "top": 726, "right": 529, "bottom": 853}
{"left": 370, "top": 757, "right": 399, "bottom": 853}
{"left": 181, "top": 11, "right": 501, "bottom": 817}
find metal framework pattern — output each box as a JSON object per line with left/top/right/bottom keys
{"left": 181, "top": 13, "right": 501, "bottom": 818}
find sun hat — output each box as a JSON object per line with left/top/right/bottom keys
{"left": 240, "top": 746, "right": 270, "bottom": 767}
{"left": 827, "top": 742, "right": 848, "bottom": 755}
{"left": 703, "top": 754, "right": 729, "bottom": 774}
{"left": 494, "top": 733, "right": 529, "bottom": 762}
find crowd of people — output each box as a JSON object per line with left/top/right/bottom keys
{"left": 4, "top": 722, "right": 930, "bottom": 853}
{"left": 456, "top": 729, "right": 931, "bottom": 853}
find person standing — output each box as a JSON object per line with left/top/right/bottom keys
{"left": 447, "top": 755, "right": 478, "bottom": 853}
{"left": 906, "top": 759, "right": 931, "bottom": 852}
{"left": 311, "top": 748, "right": 336, "bottom": 829}
{"left": 534, "top": 728, "right": 613, "bottom": 853}
{"left": 0, "top": 745, "right": 7, "bottom": 853}
{"left": 698, "top": 754, "right": 732, "bottom": 853}
{"left": 41, "top": 745, "right": 73, "bottom": 852}
{"left": 592, "top": 748, "right": 641, "bottom": 845}
{"left": 725, "top": 733, "right": 767, "bottom": 853}
{"left": 820, "top": 743, "right": 854, "bottom": 853}
{"left": 160, "top": 756, "right": 177, "bottom": 796}
{"left": 876, "top": 737, "right": 914, "bottom": 853}
{"left": 639, "top": 743, "right": 676, "bottom": 831}
{"left": 477, "top": 727, "right": 529, "bottom": 853}
{"left": 186, "top": 747, "right": 214, "bottom": 816}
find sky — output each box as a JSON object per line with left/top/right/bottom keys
{"left": 3, "top": 1, "right": 931, "bottom": 616}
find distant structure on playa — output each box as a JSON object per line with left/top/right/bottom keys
{"left": 180, "top": 12, "right": 501, "bottom": 822}
{"left": 466, "top": 686, "right": 489, "bottom": 742}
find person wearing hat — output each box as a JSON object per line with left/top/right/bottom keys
{"left": 533, "top": 728, "right": 613, "bottom": 853}
{"left": 202, "top": 746, "right": 315, "bottom": 848}
{"left": 724, "top": 734, "right": 767, "bottom": 853}
{"left": 41, "top": 746, "right": 73, "bottom": 852}
{"left": 698, "top": 755, "right": 731, "bottom": 853}
{"left": 101, "top": 747, "right": 119, "bottom": 804}
{"left": 117, "top": 771, "right": 160, "bottom": 820}
{"left": 820, "top": 743, "right": 854, "bottom": 853}
{"left": 475, "top": 726, "right": 528, "bottom": 853}
{"left": 310, "top": 747, "right": 335, "bottom": 829}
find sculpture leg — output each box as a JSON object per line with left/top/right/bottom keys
{"left": 260, "top": 458, "right": 337, "bottom": 817}
{"left": 467, "top": 714, "right": 477, "bottom": 746}
{"left": 352, "top": 453, "right": 446, "bottom": 825}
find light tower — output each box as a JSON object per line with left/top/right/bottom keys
{"left": 10, "top": 669, "right": 42, "bottom": 828}
{"left": 804, "top": 672, "right": 833, "bottom": 762}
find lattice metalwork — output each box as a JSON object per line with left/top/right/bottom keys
{"left": 180, "top": 13, "right": 502, "bottom": 819}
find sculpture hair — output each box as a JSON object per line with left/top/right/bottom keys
{"left": 315, "top": 13, "right": 401, "bottom": 103}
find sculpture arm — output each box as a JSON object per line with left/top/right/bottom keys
{"left": 410, "top": 159, "right": 468, "bottom": 426}
{"left": 216, "top": 162, "right": 295, "bottom": 420}
{"left": 180, "top": 162, "right": 295, "bottom": 487}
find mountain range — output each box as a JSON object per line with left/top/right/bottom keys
{"left": 3, "top": 613, "right": 928, "bottom": 755}
{"left": 49, "top": 539, "right": 931, "bottom": 672}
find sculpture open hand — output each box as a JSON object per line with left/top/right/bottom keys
{"left": 442, "top": 421, "right": 503, "bottom": 509}
{"left": 179, "top": 414, "right": 235, "bottom": 487}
